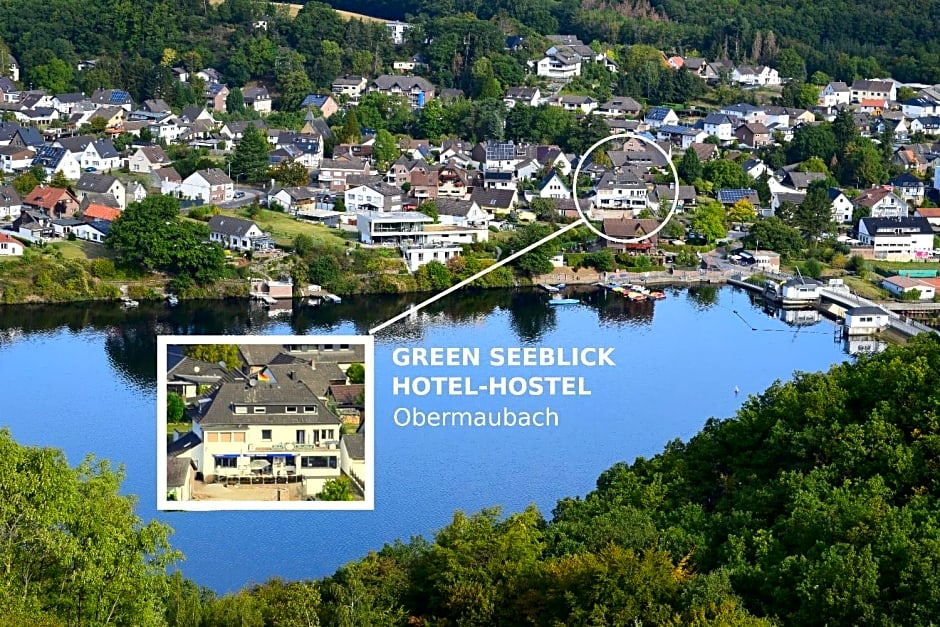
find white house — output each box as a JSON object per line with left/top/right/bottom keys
{"left": 56, "top": 136, "right": 121, "bottom": 172}
{"left": 844, "top": 306, "right": 891, "bottom": 335}
{"left": 537, "top": 170, "right": 571, "bottom": 199}
{"left": 533, "top": 51, "right": 581, "bottom": 80}
{"left": 593, "top": 171, "right": 648, "bottom": 214}
{"left": 850, "top": 79, "right": 897, "bottom": 104}
{"left": 176, "top": 168, "right": 234, "bottom": 204}
{"left": 901, "top": 97, "right": 940, "bottom": 119}
{"left": 385, "top": 20, "right": 412, "bottom": 45}
{"left": 828, "top": 188, "right": 854, "bottom": 223}
{"left": 0, "top": 185, "right": 22, "bottom": 219}
{"left": 0, "top": 232, "right": 24, "bottom": 256}
{"left": 193, "top": 379, "right": 343, "bottom": 493}
{"left": 731, "top": 65, "right": 781, "bottom": 86}
{"left": 857, "top": 216, "right": 933, "bottom": 261}
{"left": 207, "top": 215, "right": 274, "bottom": 252}
{"left": 644, "top": 107, "right": 679, "bottom": 128}
{"left": 881, "top": 275, "right": 935, "bottom": 300}
{"left": 819, "top": 82, "right": 851, "bottom": 107}
{"left": 854, "top": 187, "right": 908, "bottom": 218}
{"left": 702, "top": 113, "right": 735, "bottom": 141}
{"left": 345, "top": 182, "right": 402, "bottom": 213}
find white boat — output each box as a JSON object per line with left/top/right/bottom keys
{"left": 121, "top": 297, "right": 139, "bottom": 308}
{"left": 324, "top": 294, "right": 342, "bottom": 303}
{"left": 548, "top": 297, "right": 579, "bottom": 306}
{"left": 166, "top": 294, "right": 179, "bottom": 306}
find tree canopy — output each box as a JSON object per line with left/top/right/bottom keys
{"left": 105, "top": 196, "right": 226, "bottom": 284}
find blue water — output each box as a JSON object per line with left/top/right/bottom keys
{"left": 0, "top": 287, "right": 850, "bottom": 592}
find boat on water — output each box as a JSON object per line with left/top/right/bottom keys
{"left": 548, "top": 296, "right": 579, "bottom": 306}
{"left": 121, "top": 297, "right": 139, "bottom": 308}
{"left": 538, "top": 283, "right": 561, "bottom": 293}
{"left": 166, "top": 294, "right": 179, "bottom": 306}
{"left": 323, "top": 294, "right": 342, "bottom": 304}
{"left": 649, "top": 291, "right": 667, "bottom": 300}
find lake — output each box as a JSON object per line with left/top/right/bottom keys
{"left": 0, "top": 285, "right": 854, "bottom": 592}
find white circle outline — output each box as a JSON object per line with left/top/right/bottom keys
{"left": 572, "top": 132, "right": 680, "bottom": 244}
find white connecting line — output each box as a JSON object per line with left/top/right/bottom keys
{"left": 368, "top": 217, "right": 586, "bottom": 335}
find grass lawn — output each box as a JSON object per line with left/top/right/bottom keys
{"left": 213, "top": 208, "right": 350, "bottom": 248}
{"left": 871, "top": 261, "right": 940, "bottom": 273}
{"left": 48, "top": 240, "right": 115, "bottom": 261}
{"left": 844, "top": 275, "right": 891, "bottom": 300}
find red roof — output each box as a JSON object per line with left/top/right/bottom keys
{"left": 860, "top": 99, "right": 886, "bottom": 107}
{"left": 24, "top": 186, "right": 77, "bottom": 211}
{"left": 0, "top": 232, "right": 23, "bottom": 247}
{"left": 916, "top": 207, "right": 940, "bottom": 218}
{"left": 83, "top": 204, "right": 122, "bottom": 222}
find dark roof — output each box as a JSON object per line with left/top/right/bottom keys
{"left": 433, "top": 197, "right": 474, "bottom": 217}
{"left": 470, "top": 187, "right": 515, "bottom": 209}
{"left": 168, "top": 355, "right": 239, "bottom": 384}
{"left": 847, "top": 306, "right": 889, "bottom": 316}
{"left": 645, "top": 107, "right": 675, "bottom": 121}
{"left": 207, "top": 215, "right": 258, "bottom": 237}
{"left": 860, "top": 216, "right": 932, "bottom": 235}
{"left": 76, "top": 172, "right": 120, "bottom": 193}
{"left": 167, "top": 457, "right": 194, "bottom": 488}
{"left": 717, "top": 188, "right": 759, "bottom": 204}
{"left": 197, "top": 380, "right": 341, "bottom": 428}
{"left": 329, "top": 383, "right": 365, "bottom": 406}
{"left": 342, "top": 433, "right": 365, "bottom": 459}
{"left": 167, "top": 431, "right": 203, "bottom": 457}
{"left": 603, "top": 218, "right": 660, "bottom": 239}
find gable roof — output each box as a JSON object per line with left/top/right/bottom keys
{"left": 76, "top": 172, "right": 120, "bottom": 193}
{"left": 860, "top": 216, "right": 932, "bottom": 235}
{"left": 602, "top": 218, "right": 660, "bottom": 240}
{"left": 192, "top": 168, "right": 233, "bottom": 186}
{"left": 196, "top": 380, "right": 341, "bottom": 428}
{"left": 167, "top": 431, "right": 203, "bottom": 457}
{"left": 82, "top": 204, "right": 122, "bottom": 221}
{"left": 207, "top": 215, "right": 258, "bottom": 237}
{"left": 342, "top": 433, "right": 365, "bottom": 459}
{"left": 0, "top": 185, "right": 22, "bottom": 206}
{"left": 470, "top": 187, "right": 516, "bottom": 210}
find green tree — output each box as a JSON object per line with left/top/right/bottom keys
{"left": 690, "top": 201, "right": 727, "bottom": 243}
{"left": 167, "top": 392, "right": 185, "bottom": 423}
{"left": 745, "top": 216, "right": 804, "bottom": 255}
{"left": 678, "top": 146, "right": 703, "bottom": 184}
{"left": 702, "top": 159, "right": 752, "bottom": 190}
{"left": 226, "top": 86, "right": 245, "bottom": 113}
{"left": 186, "top": 344, "right": 241, "bottom": 369}
{"left": 415, "top": 260, "right": 452, "bottom": 291}
{"left": 346, "top": 363, "right": 365, "bottom": 384}
{"left": 229, "top": 125, "right": 270, "bottom": 183}
{"left": 0, "top": 428, "right": 179, "bottom": 626}
{"left": 794, "top": 180, "right": 836, "bottom": 238}
{"left": 31, "top": 57, "right": 73, "bottom": 93}
{"left": 372, "top": 129, "right": 400, "bottom": 171}
{"left": 728, "top": 199, "right": 757, "bottom": 224}
{"left": 269, "top": 160, "right": 309, "bottom": 187}
{"left": 106, "top": 196, "right": 225, "bottom": 283}
{"left": 12, "top": 170, "right": 41, "bottom": 196}
{"left": 337, "top": 109, "right": 361, "bottom": 144}
{"left": 317, "top": 476, "right": 354, "bottom": 501}
{"left": 843, "top": 139, "right": 887, "bottom": 187}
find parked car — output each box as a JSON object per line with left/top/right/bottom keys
{"left": 234, "top": 191, "right": 246, "bottom": 199}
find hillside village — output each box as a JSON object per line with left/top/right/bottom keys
{"left": 2, "top": 7, "right": 940, "bottom": 300}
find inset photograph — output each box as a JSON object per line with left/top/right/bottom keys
{"left": 157, "top": 336, "right": 373, "bottom": 510}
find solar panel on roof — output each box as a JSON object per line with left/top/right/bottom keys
{"left": 718, "top": 189, "right": 757, "bottom": 203}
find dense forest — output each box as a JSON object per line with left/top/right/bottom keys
{"left": 1, "top": 0, "right": 939, "bottom": 112}
{"left": 6, "top": 335, "right": 940, "bottom": 624}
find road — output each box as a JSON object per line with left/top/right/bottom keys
{"left": 216, "top": 187, "right": 265, "bottom": 209}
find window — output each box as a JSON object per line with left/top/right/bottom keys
{"left": 220, "top": 432, "right": 232, "bottom": 443}
{"left": 303, "top": 406, "right": 317, "bottom": 414}
{"left": 234, "top": 432, "right": 245, "bottom": 443}
{"left": 301, "top": 456, "right": 329, "bottom": 468}
{"left": 261, "top": 429, "right": 272, "bottom": 441}
{"left": 253, "top": 407, "right": 266, "bottom": 414}
{"left": 296, "top": 430, "right": 305, "bottom": 444}
{"left": 286, "top": 406, "right": 297, "bottom": 413}
{"left": 206, "top": 432, "right": 218, "bottom": 442}
{"left": 215, "top": 456, "right": 237, "bottom": 468}
{"left": 234, "top": 406, "right": 247, "bottom": 414}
